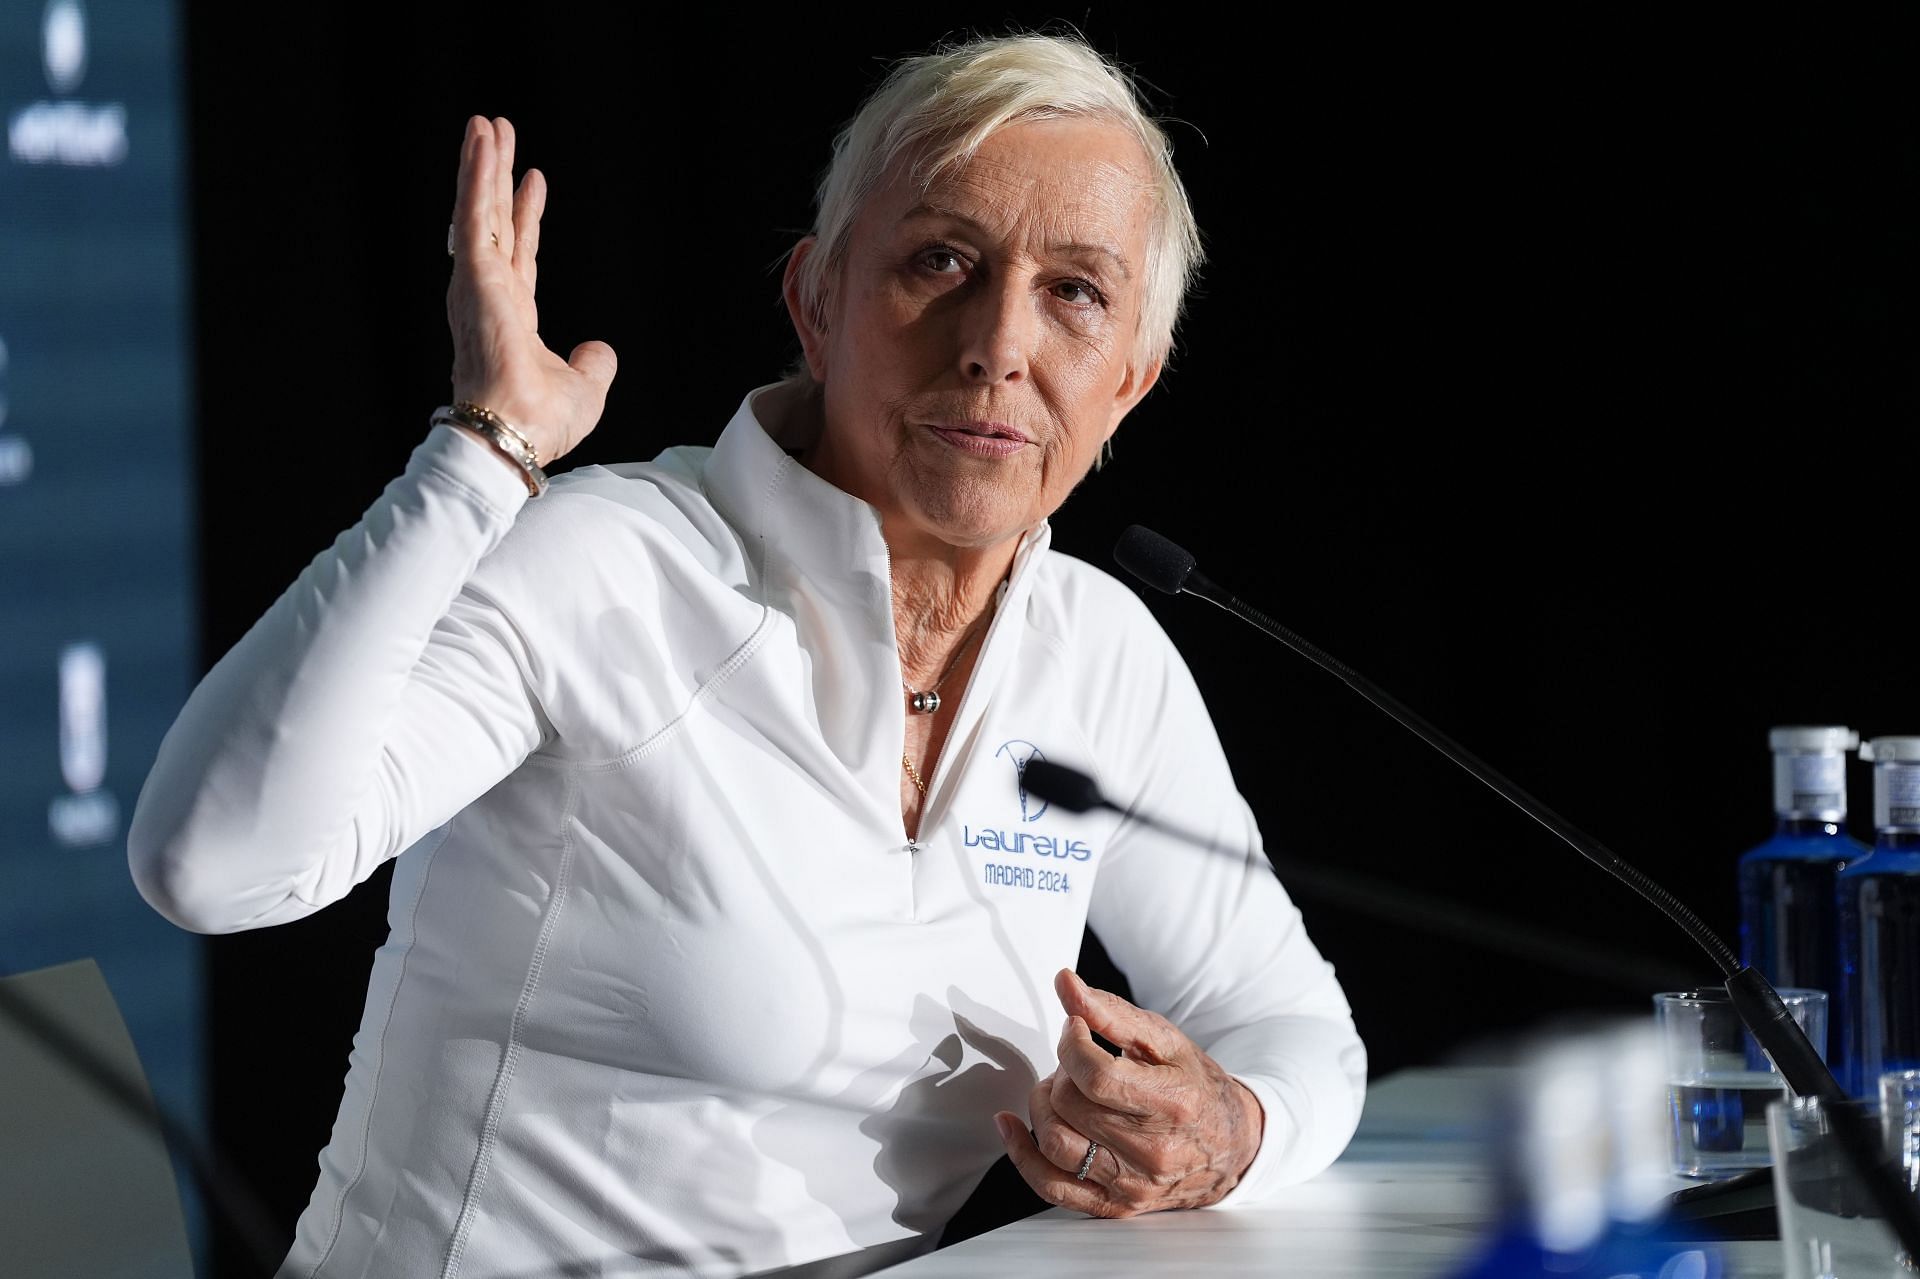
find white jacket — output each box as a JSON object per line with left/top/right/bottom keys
{"left": 129, "top": 383, "right": 1366, "bottom": 1279}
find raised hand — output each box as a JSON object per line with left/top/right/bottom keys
{"left": 993, "top": 969, "right": 1265, "bottom": 1217}
{"left": 445, "top": 115, "right": 617, "bottom": 468}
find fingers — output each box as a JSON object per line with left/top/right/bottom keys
{"left": 450, "top": 116, "right": 522, "bottom": 262}
{"left": 993, "top": 1112, "right": 1132, "bottom": 1219}
{"left": 1055, "top": 968, "right": 1186, "bottom": 1064}
{"left": 512, "top": 167, "right": 543, "bottom": 291}
{"left": 453, "top": 117, "right": 490, "bottom": 261}
{"left": 1049, "top": 1068, "right": 1135, "bottom": 1150}
{"left": 492, "top": 116, "right": 516, "bottom": 259}
{"left": 1055, "top": 1015, "right": 1157, "bottom": 1116}
{"left": 1028, "top": 1076, "right": 1098, "bottom": 1178}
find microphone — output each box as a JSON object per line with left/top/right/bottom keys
{"left": 1107, "top": 524, "right": 1920, "bottom": 1248}
{"left": 1019, "top": 759, "right": 1105, "bottom": 817}
{"left": 1023, "top": 759, "right": 1697, "bottom": 991}
{"left": 1111, "top": 527, "right": 1196, "bottom": 595}
{"left": 1022, "top": 758, "right": 1241, "bottom": 862}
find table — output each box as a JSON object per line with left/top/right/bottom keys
{"left": 872, "top": 1066, "right": 1787, "bottom": 1276}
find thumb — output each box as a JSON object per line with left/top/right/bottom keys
{"left": 1054, "top": 968, "right": 1179, "bottom": 1062}
{"left": 1054, "top": 967, "right": 1098, "bottom": 1020}
{"left": 569, "top": 339, "right": 618, "bottom": 390}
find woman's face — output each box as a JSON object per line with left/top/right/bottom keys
{"left": 788, "top": 116, "right": 1162, "bottom": 553}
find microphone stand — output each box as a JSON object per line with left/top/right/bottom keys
{"left": 1104, "top": 525, "right": 1920, "bottom": 1253}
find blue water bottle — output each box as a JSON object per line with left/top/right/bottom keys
{"left": 1447, "top": 1025, "right": 1723, "bottom": 1278}
{"left": 1738, "top": 726, "right": 1867, "bottom": 1080}
{"left": 1838, "top": 736, "right": 1920, "bottom": 1097}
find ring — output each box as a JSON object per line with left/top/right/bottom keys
{"left": 445, "top": 225, "right": 501, "bottom": 258}
{"left": 1075, "top": 1139, "right": 1100, "bottom": 1181}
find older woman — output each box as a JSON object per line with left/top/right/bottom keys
{"left": 130, "top": 32, "right": 1364, "bottom": 1279}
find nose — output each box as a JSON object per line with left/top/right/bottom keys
{"left": 956, "top": 274, "right": 1033, "bottom": 385}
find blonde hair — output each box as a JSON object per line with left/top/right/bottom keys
{"left": 785, "top": 32, "right": 1204, "bottom": 386}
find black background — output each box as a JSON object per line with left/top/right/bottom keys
{"left": 181, "top": 3, "right": 1915, "bottom": 1271}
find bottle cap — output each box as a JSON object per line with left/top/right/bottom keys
{"left": 1772, "top": 727, "right": 1855, "bottom": 820}
{"left": 1770, "top": 726, "right": 1859, "bottom": 754}
{"left": 1861, "top": 737, "right": 1920, "bottom": 764}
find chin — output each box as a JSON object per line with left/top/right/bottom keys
{"left": 905, "top": 480, "right": 1032, "bottom": 549}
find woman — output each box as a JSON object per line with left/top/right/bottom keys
{"left": 130, "top": 32, "right": 1365, "bottom": 1278}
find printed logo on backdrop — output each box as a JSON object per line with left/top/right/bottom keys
{"left": 966, "top": 739, "right": 1093, "bottom": 896}
{"left": 8, "top": 0, "right": 128, "bottom": 167}
{"left": 45, "top": 1, "right": 88, "bottom": 94}
{"left": 49, "top": 641, "right": 119, "bottom": 847}
{"left": 995, "top": 738, "right": 1049, "bottom": 823}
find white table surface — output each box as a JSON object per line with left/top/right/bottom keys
{"left": 872, "top": 1066, "right": 1786, "bottom": 1277}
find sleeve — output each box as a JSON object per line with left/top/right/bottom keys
{"left": 127, "top": 425, "right": 551, "bottom": 934}
{"left": 1083, "top": 606, "right": 1367, "bottom": 1206}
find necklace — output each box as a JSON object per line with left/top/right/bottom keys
{"left": 901, "top": 605, "right": 993, "bottom": 716}
{"left": 899, "top": 593, "right": 1000, "bottom": 800}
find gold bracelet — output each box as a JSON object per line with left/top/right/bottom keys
{"left": 431, "top": 403, "right": 549, "bottom": 497}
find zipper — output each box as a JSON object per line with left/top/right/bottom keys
{"left": 893, "top": 564, "right": 1025, "bottom": 918}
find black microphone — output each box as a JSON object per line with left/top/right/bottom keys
{"left": 1022, "top": 759, "right": 1242, "bottom": 861}
{"left": 1107, "top": 524, "right": 1920, "bottom": 1248}
{"left": 1019, "top": 759, "right": 1105, "bottom": 817}
{"left": 1111, "top": 527, "right": 1196, "bottom": 595}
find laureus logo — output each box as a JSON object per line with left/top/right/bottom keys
{"left": 995, "top": 739, "right": 1049, "bottom": 824}
{"left": 43, "top": 0, "right": 87, "bottom": 96}
{"left": 965, "top": 739, "right": 1089, "bottom": 862}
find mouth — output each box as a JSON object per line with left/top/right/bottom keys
{"left": 923, "top": 420, "right": 1032, "bottom": 459}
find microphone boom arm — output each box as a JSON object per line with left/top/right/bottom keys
{"left": 1113, "top": 525, "right": 1919, "bottom": 1252}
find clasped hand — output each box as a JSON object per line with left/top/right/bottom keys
{"left": 993, "top": 969, "right": 1264, "bottom": 1217}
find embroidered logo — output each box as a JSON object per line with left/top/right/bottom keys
{"left": 971, "top": 737, "right": 1090, "bottom": 879}
{"left": 995, "top": 739, "right": 1049, "bottom": 824}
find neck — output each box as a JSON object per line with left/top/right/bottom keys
{"left": 890, "top": 528, "right": 1020, "bottom": 682}
{"left": 782, "top": 389, "right": 1030, "bottom": 682}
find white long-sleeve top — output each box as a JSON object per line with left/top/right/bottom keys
{"left": 129, "top": 382, "right": 1366, "bottom": 1279}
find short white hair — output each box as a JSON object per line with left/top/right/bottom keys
{"left": 787, "top": 32, "right": 1204, "bottom": 384}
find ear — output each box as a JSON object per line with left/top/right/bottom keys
{"left": 1103, "top": 354, "right": 1163, "bottom": 442}
{"left": 782, "top": 236, "right": 832, "bottom": 384}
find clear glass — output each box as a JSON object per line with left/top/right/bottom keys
{"left": 1767, "top": 1092, "right": 1919, "bottom": 1279}
{"left": 1653, "top": 986, "right": 1827, "bottom": 1177}
{"left": 1882, "top": 1070, "right": 1920, "bottom": 1199}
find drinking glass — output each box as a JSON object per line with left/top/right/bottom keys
{"left": 1766, "top": 1093, "right": 1918, "bottom": 1279}
{"left": 1653, "top": 986, "right": 1827, "bottom": 1177}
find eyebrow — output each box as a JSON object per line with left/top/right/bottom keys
{"left": 900, "top": 202, "right": 1134, "bottom": 281}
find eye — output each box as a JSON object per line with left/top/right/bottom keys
{"left": 916, "top": 245, "right": 967, "bottom": 275}
{"left": 1052, "top": 279, "right": 1106, "bottom": 307}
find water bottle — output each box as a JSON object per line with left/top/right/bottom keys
{"left": 1838, "top": 736, "right": 1920, "bottom": 1097}
{"left": 1447, "top": 1024, "right": 1723, "bottom": 1278}
{"left": 1738, "top": 726, "right": 1867, "bottom": 1080}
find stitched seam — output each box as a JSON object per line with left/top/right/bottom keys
{"left": 438, "top": 774, "right": 581, "bottom": 1279}
{"left": 304, "top": 819, "right": 454, "bottom": 1277}
{"left": 572, "top": 607, "right": 774, "bottom": 773}
{"left": 573, "top": 459, "right": 781, "bottom": 774}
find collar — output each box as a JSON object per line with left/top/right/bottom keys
{"left": 704, "top": 382, "right": 1053, "bottom": 607}
{"left": 702, "top": 383, "right": 1054, "bottom": 811}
